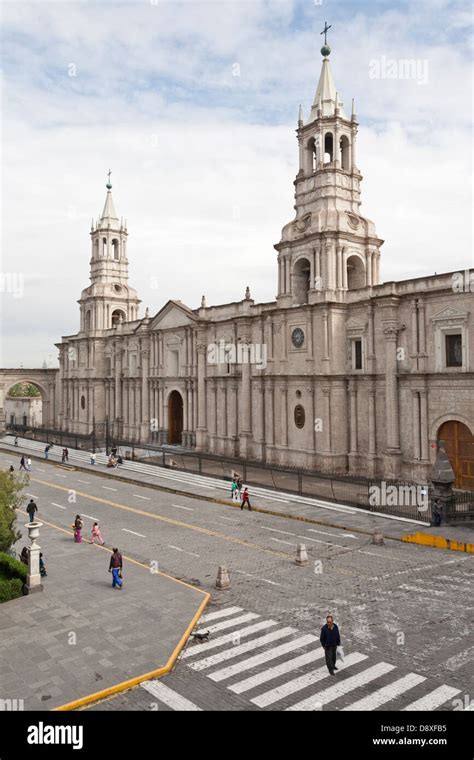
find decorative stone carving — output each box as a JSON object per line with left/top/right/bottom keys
{"left": 293, "top": 213, "right": 312, "bottom": 233}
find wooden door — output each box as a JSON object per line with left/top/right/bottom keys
{"left": 168, "top": 391, "right": 183, "bottom": 445}
{"left": 438, "top": 421, "right": 474, "bottom": 490}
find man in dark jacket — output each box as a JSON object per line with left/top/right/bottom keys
{"left": 109, "top": 548, "right": 123, "bottom": 589}
{"left": 320, "top": 614, "right": 341, "bottom": 675}
{"left": 26, "top": 498, "right": 38, "bottom": 523}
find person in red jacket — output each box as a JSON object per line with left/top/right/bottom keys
{"left": 241, "top": 487, "right": 252, "bottom": 511}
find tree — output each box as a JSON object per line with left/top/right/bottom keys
{"left": 0, "top": 471, "right": 28, "bottom": 552}
{"left": 7, "top": 383, "right": 41, "bottom": 398}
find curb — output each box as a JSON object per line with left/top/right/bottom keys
{"left": 402, "top": 532, "right": 474, "bottom": 554}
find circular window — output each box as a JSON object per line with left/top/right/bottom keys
{"left": 80, "top": 395, "right": 86, "bottom": 410}
{"left": 291, "top": 328, "right": 305, "bottom": 348}
{"left": 114, "top": 284, "right": 122, "bottom": 293}
{"left": 294, "top": 404, "right": 305, "bottom": 429}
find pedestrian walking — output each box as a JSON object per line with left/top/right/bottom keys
{"left": 320, "top": 614, "right": 341, "bottom": 676}
{"left": 8, "top": 465, "right": 14, "bottom": 476}
{"left": 64, "top": 448, "right": 69, "bottom": 462}
{"left": 240, "top": 487, "right": 252, "bottom": 511}
{"left": 26, "top": 498, "right": 38, "bottom": 523}
{"left": 231, "top": 478, "right": 239, "bottom": 502}
{"left": 44, "top": 445, "right": 50, "bottom": 459}
{"left": 62, "top": 448, "right": 67, "bottom": 463}
{"left": 26, "top": 457, "right": 32, "bottom": 472}
{"left": 90, "top": 453, "right": 96, "bottom": 465}
{"left": 73, "top": 514, "right": 84, "bottom": 543}
{"left": 109, "top": 548, "right": 123, "bottom": 589}
{"left": 20, "top": 546, "right": 29, "bottom": 565}
{"left": 14, "top": 436, "right": 18, "bottom": 446}
{"left": 19, "top": 456, "right": 27, "bottom": 471}
{"left": 91, "top": 522, "right": 105, "bottom": 545}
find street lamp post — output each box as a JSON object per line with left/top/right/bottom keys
{"left": 25, "top": 521, "right": 44, "bottom": 594}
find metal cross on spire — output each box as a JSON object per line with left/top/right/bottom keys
{"left": 106, "top": 169, "right": 112, "bottom": 189}
{"left": 320, "top": 21, "right": 332, "bottom": 45}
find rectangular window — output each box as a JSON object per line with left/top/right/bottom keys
{"left": 354, "top": 339, "right": 362, "bottom": 370}
{"left": 445, "top": 334, "right": 462, "bottom": 367}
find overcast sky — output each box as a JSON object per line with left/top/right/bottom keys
{"left": 0, "top": 0, "right": 472, "bottom": 367}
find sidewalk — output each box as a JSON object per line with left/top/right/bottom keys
{"left": 0, "top": 514, "right": 208, "bottom": 710}
{"left": 1, "top": 438, "right": 473, "bottom": 550}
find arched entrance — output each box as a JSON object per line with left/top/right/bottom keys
{"left": 4, "top": 381, "right": 44, "bottom": 429}
{"left": 168, "top": 390, "right": 183, "bottom": 445}
{"left": 437, "top": 421, "right": 474, "bottom": 490}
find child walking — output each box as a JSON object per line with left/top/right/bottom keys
{"left": 91, "top": 522, "right": 105, "bottom": 545}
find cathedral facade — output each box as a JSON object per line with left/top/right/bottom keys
{"left": 55, "top": 49, "right": 474, "bottom": 489}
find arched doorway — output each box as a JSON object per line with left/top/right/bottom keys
{"left": 438, "top": 421, "right": 474, "bottom": 490}
{"left": 168, "top": 390, "right": 183, "bottom": 445}
{"left": 4, "top": 382, "right": 44, "bottom": 429}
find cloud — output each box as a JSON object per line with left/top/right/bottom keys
{"left": 0, "top": 0, "right": 472, "bottom": 366}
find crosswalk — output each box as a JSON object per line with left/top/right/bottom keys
{"left": 140, "top": 606, "right": 464, "bottom": 711}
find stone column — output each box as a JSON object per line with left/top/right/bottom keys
{"left": 349, "top": 380, "right": 358, "bottom": 454}
{"left": 322, "top": 387, "right": 331, "bottom": 453}
{"left": 382, "top": 321, "right": 401, "bottom": 476}
{"left": 366, "top": 250, "right": 373, "bottom": 287}
{"left": 196, "top": 342, "right": 207, "bottom": 448}
{"left": 336, "top": 246, "right": 343, "bottom": 290}
{"left": 368, "top": 385, "right": 377, "bottom": 474}
{"left": 412, "top": 391, "right": 421, "bottom": 460}
{"left": 280, "top": 386, "right": 288, "bottom": 447}
{"left": 239, "top": 340, "right": 252, "bottom": 457}
{"left": 420, "top": 389, "right": 429, "bottom": 461}
{"left": 228, "top": 383, "right": 237, "bottom": 445}
{"left": 115, "top": 349, "right": 122, "bottom": 421}
{"left": 141, "top": 348, "right": 150, "bottom": 441}
{"left": 418, "top": 299, "right": 427, "bottom": 371}
{"left": 265, "top": 382, "right": 274, "bottom": 447}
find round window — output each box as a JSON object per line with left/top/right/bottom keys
{"left": 114, "top": 284, "right": 122, "bottom": 293}
{"left": 294, "top": 404, "right": 305, "bottom": 429}
{"left": 291, "top": 328, "right": 305, "bottom": 348}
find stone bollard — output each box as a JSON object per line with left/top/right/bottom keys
{"left": 25, "top": 521, "right": 44, "bottom": 594}
{"left": 296, "top": 544, "right": 309, "bottom": 566}
{"left": 372, "top": 527, "right": 384, "bottom": 546}
{"left": 216, "top": 566, "right": 230, "bottom": 589}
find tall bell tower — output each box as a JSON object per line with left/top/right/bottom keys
{"left": 275, "top": 26, "right": 383, "bottom": 307}
{"left": 78, "top": 174, "right": 141, "bottom": 333}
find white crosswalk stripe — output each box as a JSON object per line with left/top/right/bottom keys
{"left": 229, "top": 648, "right": 326, "bottom": 695}
{"left": 189, "top": 628, "right": 297, "bottom": 672}
{"left": 196, "top": 612, "right": 259, "bottom": 635}
{"left": 181, "top": 620, "right": 279, "bottom": 659}
{"left": 403, "top": 685, "right": 461, "bottom": 711}
{"left": 208, "top": 634, "right": 317, "bottom": 682}
{"left": 286, "top": 662, "right": 396, "bottom": 711}
{"left": 251, "top": 652, "right": 368, "bottom": 708}
{"left": 140, "top": 680, "right": 202, "bottom": 711}
{"left": 342, "top": 673, "right": 426, "bottom": 711}
{"left": 199, "top": 606, "right": 244, "bottom": 623}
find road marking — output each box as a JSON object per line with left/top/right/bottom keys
{"left": 403, "top": 685, "right": 461, "bottom": 711}
{"left": 343, "top": 673, "right": 426, "bottom": 711}
{"left": 140, "top": 680, "right": 202, "bottom": 711}
{"left": 181, "top": 620, "right": 278, "bottom": 659}
{"left": 55, "top": 474, "right": 67, "bottom": 478}
{"left": 260, "top": 578, "right": 281, "bottom": 586}
{"left": 37, "top": 468, "right": 46, "bottom": 472}
{"left": 133, "top": 494, "right": 151, "bottom": 500}
{"left": 28, "top": 477, "right": 289, "bottom": 558}
{"left": 102, "top": 486, "right": 117, "bottom": 491}
{"left": 399, "top": 584, "right": 447, "bottom": 596}
{"left": 261, "top": 526, "right": 297, "bottom": 537}
{"left": 200, "top": 606, "right": 243, "bottom": 623}
{"left": 122, "top": 528, "right": 147, "bottom": 538}
{"left": 51, "top": 502, "right": 66, "bottom": 510}
{"left": 26, "top": 493, "right": 39, "bottom": 498}
{"left": 209, "top": 634, "right": 317, "bottom": 682}
{"left": 361, "top": 550, "right": 403, "bottom": 561}
{"left": 166, "top": 544, "right": 200, "bottom": 558}
{"left": 251, "top": 652, "right": 367, "bottom": 708}
{"left": 81, "top": 514, "right": 99, "bottom": 521}
{"left": 219, "top": 516, "right": 238, "bottom": 523}
{"left": 270, "top": 538, "right": 295, "bottom": 546}
{"left": 369, "top": 554, "right": 474, "bottom": 582}
{"left": 77, "top": 479, "right": 90, "bottom": 484}
{"left": 286, "top": 661, "right": 396, "bottom": 711}
{"left": 171, "top": 504, "right": 194, "bottom": 511}
{"left": 230, "top": 648, "right": 326, "bottom": 694}
{"left": 308, "top": 528, "right": 357, "bottom": 540}
{"left": 189, "top": 627, "right": 297, "bottom": 672}
{"left": 195, "top": 613, "right": 259, "bottom": 636}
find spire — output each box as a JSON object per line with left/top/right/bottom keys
{"left": 298, "top": 104, "right": 304, "bottom": 127}
{"left": 100, "top": 171, "right": 119, "bottom": 227}
{"left": 308, "top": 23, "right": 346, "bottom": 122}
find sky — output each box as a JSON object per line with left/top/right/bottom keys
{"left": 0, "top": 0, "right": 472, "bottom": 367}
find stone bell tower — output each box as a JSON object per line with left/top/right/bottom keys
{"left": 275, "top": 27, "right": 384, "bottom": 307}
{"left": 78, "top": 174, "right": 141, "bottom": 333}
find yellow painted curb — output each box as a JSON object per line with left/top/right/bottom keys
{"left": 402, "top": 532, "right": 474, "bottom": 553}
